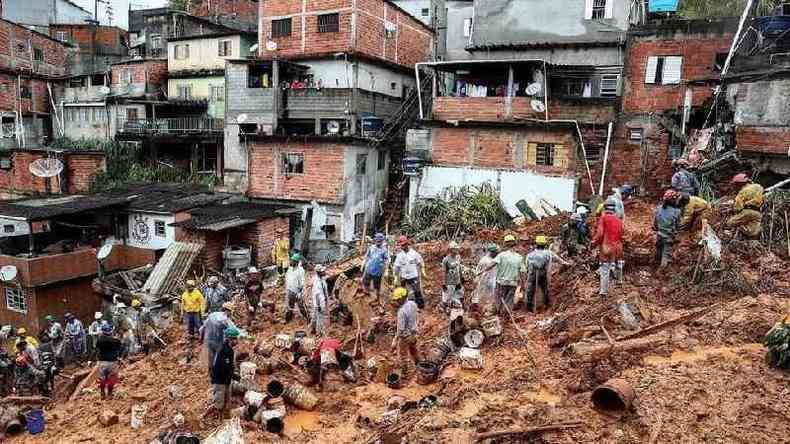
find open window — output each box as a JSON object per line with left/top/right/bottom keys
{"left": 645, "top": 56, "right": 683, "bottom": 85}
{"left": 248, "top": 63, "right": 273, "bottom": 88}
{"left": 271, "top": 18, "right": 292, "bottom": 38}
{"left": 282, "top": 152, "right": 304, "bottom": 175}
{"left": 318, "top": 13, "right": 340, "bottom": 33}
{"left": 536, "top": 143, "right": 556, "bottom": 166}
{"left": 91, "top": 74, "right": 105, "bottom": 87}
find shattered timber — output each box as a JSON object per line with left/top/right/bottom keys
{"left": 0, "top": 0, "right": 789, "bottom": 443}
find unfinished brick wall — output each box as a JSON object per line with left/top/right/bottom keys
{"left": 189, "top": 0, "right": 258, "bottom": 24}
{"left": 247, "top": 140, "right": 346, "bottom": 204}
{"left": 0, "top": 150, "right": 106, "bottom": 194}
{"left": 49, "top": 25, "right": 127, "bottom": 54}
{"left": 259, "top": 0, "right": 433, "bottom": 68}
{"left": 429, "top": 126, "right": 577, "bottom": 177}
{"left": 432, "top": 97, "right": 617, "bottom": 125}
{"left": 65, "top": 153, "right": 106, "bottom": 193}
{"left": 237, "top": 217, "right": 290, "bottom": 267}
{"left": 110, "top": 60, "right": 168, "bottom": 89}
{"left": 0, "top": 19, "right": 68, "bottom": 77}
{"left": 736, "top": 127, "right": 790, "bottom": 156}
{"left": 0, "top": 74, "right": 50, "bottom": 114}
{"left": 623, "top": 29, "right": 733, "bottom": 114}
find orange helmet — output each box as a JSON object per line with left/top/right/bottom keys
{"left": 730, "top": 173, "right": 750, "bottom": 185}
{"left": 397, "top": 235, "right": 410, "bottom": 246}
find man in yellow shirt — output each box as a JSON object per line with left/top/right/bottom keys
{"left": 678, "top": 194, "right": 713, "bottom": 238}
{"left": 726, "top": 173, "right": 764, "bottom": 239}
{"left": 181, "top": 280, "right": 205, "bottom": 339}
{"left": 271, "top": 227, "right": 290, "bottom": 280}
{"left": 14, "top": 328, "right": 39, "bottom": 349}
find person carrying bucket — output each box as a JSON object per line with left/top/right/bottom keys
{"left": 390, "top": 287, "right": 420, "bottom": 375}
{"left": 95, "top": 323, "right": 122, "bottom": 400}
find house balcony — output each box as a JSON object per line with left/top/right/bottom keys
{"left": 116, "top": 117, "right": 225, "bottom": 135}
{"left": 429, "top": 96, "right": 617, "bottom": 125}
{"left": 61, "top": 86, "right": 108, "bottom": 103}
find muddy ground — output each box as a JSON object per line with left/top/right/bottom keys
{"left": 14, "top": 199, "right": 790, "bottom": 443}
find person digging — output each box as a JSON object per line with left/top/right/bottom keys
{"left": 390, "top": 287, "right": 420, "bottom": 377}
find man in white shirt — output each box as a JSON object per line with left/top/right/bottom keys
{"left": 310, "top": 265, "right": 329, "bottom": 336}
{"left": 392, "top": 236, "right": 425, "bottom": 309}
{"left": 284, "top": 254, "right": 308, "bottom": 323}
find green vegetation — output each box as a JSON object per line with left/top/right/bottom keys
{"left": 168, "top": 0, "right": 190, "bottom": 12}
{"left": 677, "top": 0, "right": 780, "bottom": 19}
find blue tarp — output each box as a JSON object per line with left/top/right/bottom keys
{"left": 649, "top": 0, "right": 679, "bottom": 12}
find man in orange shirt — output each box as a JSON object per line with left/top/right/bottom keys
{"left": 592, "top": 200, "right": 624, "bottom": 297}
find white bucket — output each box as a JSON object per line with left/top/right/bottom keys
{"left": 481, "top": 317, "right": 502, "bottom": 337}
{"left": 239, "top": 361, "right": 257, "bottom": 381}
{"left": 130, "top": 404, "right": 147, "bottom": 429}
{"left": 320, "top": 348, "right": 338, "bottom": 367}
{"left": 459, "top": 347, "right": 484, "bottom": 370}
{"left": 381, "top": 409, "right": 399, "bottom": 426}
{"left": 244, "top": 390, "right": 265, "bottom": 408}
{"left": 464, "top": 329, "right": 485, "bottom": 349}
{"left": 274, "top": 334, "right": 293, "bottom": 349}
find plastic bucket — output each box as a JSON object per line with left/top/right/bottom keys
{"left": 386, "top": 372, "right": 401, "bottom": 389}
{"left": 131, "top": 404, "right": 147, "bottom": 429}
{"left": 415, "top": 361, "right": 438, "bottom": 385}
{"left": 283, "top": 383, "right": 319, "bottom": 410}
{"left": 592, "top": 379, "right": 635, "bottom": 413}
{"left": 274, "top": 334, "right": 293, "bottom": 349}
{"left": 481, "top": 317, "right": 502, "bottom": 337}
{"left": 320, "top": 349, "right": 338, "bottom": 368}
{"left": 24, "top": 409, "right": 44, "bottom": 435}
{"left": 240, "top": 361, "right": 257, "bottom": 380}
{"left": 265, "top": 417, "right": 284, "bottom": 434}
{"left": 266, "top": 380, "right": 284, "bottom": 398}
{"left": 464, "top": 330, "right": 485, "bottom": 349}
{"left": 244, "top": 391, "right": 266, "bottom": 408}
{"left": 458, "top": 347, "right": 484, "bottom": 370}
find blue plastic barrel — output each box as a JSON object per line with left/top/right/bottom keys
{"left": 25, "top": 409, "right": 44, "bottom": 435}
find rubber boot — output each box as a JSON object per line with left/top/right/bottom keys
{"left": 100, "top": 385, "right": 106, "bottom": 400}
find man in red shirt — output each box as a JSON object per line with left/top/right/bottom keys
{"left": 592, "top": 200, "right": 624, "bottom": 297}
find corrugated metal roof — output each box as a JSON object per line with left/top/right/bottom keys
{"left": 172, "top": 202, "right": 287, "bottom": 231}
{"left": 0, "top": 195, "right": 128, "bottom": 221}
{"left": 200, "top": 218, "right": 258, "bottom": 231}
{"left": 142, "top": 242, "right": 203, "bottom": 298}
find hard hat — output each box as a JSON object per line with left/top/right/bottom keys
{"left": 186, "top": 280, "right": 196, "bottom": 286}
{"left": 374, "top": 233, "right": 385, "bottom": 242}
{"left": 208, "top": 276, "right": 219, "bottom": 284}
{"left": 247, "top": 267, "right": 258, "bottom": 274}
{"left": 604, "top": 198, "right": 617, "bottom": 210}
{"left": 391, "top": 287, "right": 408, "bottom": 302}
{"left": 535, "top": 235, "right": 548, "bottom": 246}
{"left": 224, "top": 326, "right": 241, "bottom": 338}
{"left": 116, "top": 302, "right": 126, "bottom": 309}
{"left": 575, "top": 206, "right": 589, "bottom": 216}
{"left": 449, "top": 241, "right": 460, "bottom": 250}
{"left": 486, "top": 243, "right": 499, "bottom": 253}
{"left": 397, "top": 235, "right": 410, "bottom": 246}
{"left": 17, "top": 328, "right": 26, "bottom": 335}
{"left": 94, "top": 312, "right": 103, "bottom": 320}
{"left": 731, "top": 173, "right": 750, "bottom": 184}
{"left": 663, "top": 189, "right": 680, "bottom": 202}
{"left": 172, "top": 414, "right": 185, "bottom": 427}
{"left": 64, "top": 313, "right": 74, "bottom": 320}
{"left": 131, "top": 299, "right": 142, "bottom": 308}
{"left": 222, "top": 302, "right": 235, "bottom": 311}
{"left": 101, "top": 322, "right": 113, "bottom": 334}
{"left": 290, "top": 253, "right": 302, "bottom": 262}
{"left": 503, "top": 234, "right": 516, "bottom": 243}
{"left": 315, "top": 264, "right": 326, "bottom": 274}
{"left": 45, "top": 315, "right": 54, "bottom": 322}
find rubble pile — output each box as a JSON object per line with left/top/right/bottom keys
{"left": 13, "top": 199, "right": 790, "bottom": 443}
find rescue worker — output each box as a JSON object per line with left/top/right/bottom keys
{"left": 14, "top": 328, "right": 39, "bottom": 349}
{"left": 654, "top": 190, "right": 682, "bottom": 269}
{"left": 181, "top": 280, "right": 205, "bottom": 339}
{"left": 202, "top": 276, "right": 228, "bottom": 314}
{"left": 310, "top": 265, "right": 329, "bottom": 337}
{"left": 87, "top": 312, "right": 102, "bottom": 360}
{"left": 362, "top": 233, "right": 390, "bottom": 303}
{"left": 204, "top": 326, "right": 240, "bottom": 421}
{"left": 95, "top": 322, "right": 122, "bottom": 400}
{"left": 130, "top": 299, "right": 156, "bottom": 354}
{"left": 200, "top": 302, "right": 237, "bottom": 372}
{"left": 36, "top": 336, "right": 59, "bottom": 397}
{"left": 671, "top": 158, "right": 700, "bottom": 197}
{"left": 596, "top": 189, "right": 625, "bottom": 220}
{"left": 390, "top": 287, "right": 420, "bottom": 374}
{"left": 593, "top": 200, "right": 624, "bottom": 297}
{"left": 244, "top": 267, "right": 264, "bottom": 324}
{"left": 560, "top": 213, "right": 589, "bottom": 257}
{"left": 43, "top": 315, "right": 63, "bottom": 343}
{"left": 525, "top": 236, "right": 571, "bottom": 312}
{"left": 306, "top": 337, "right": 352, "bottom": 391}
{"left": 64, "top": 313, "right": 86, "bottom": 362}
{"left": 284, "top": 254, "right": 308, "bottom": 323}
{"left": 480, "top": 234, "right": 525, "bottom": 315}
{"left": 679, "top": 194, "right": 713, "bottom": 237}
{"left": 393, "top": 236, "right": 426, "bottom": 309}
{"left": 725, "top": 173, "right": 765, "bottom": 240}
{"left": 271, "top": 227, "right": 290, "bottom": 281}
{"left": 13, "top": 343, "right": 42, "bottom": 396}
{"left": 441, "top": 241, "right": 464, "bottom": 311}
{"left": 473, "top": 243, "right": 498, "bottom": 311}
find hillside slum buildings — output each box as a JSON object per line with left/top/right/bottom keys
{"left": 0, "top": 0, "right": 789, "bottom": 329}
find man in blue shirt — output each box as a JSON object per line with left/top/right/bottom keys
{"left": 362, "top": 233, "right": 389, "bottom": 304}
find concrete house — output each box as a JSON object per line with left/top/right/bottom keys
{"left": 1, "top": 0, "right": 91, "bottom": 34}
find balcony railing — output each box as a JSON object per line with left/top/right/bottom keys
{"left": 117, "top": 117, "right": 224, "bottom": 135}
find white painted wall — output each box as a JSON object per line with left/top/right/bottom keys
{"left": 415, "top": 166, "right": 576, "bottom": 218}
{"left": 341, "top": 145, "right": 389, "bottom": 242}
{"left": 168, "top": 35, "right": 244, "bottom": 72}
{"left": 127, "top": 212, "right": 176, "bottom": 250}
{"left": 0, "top": 218, "right": 29, "bottom": 238}
{"left": 300, "top": 60, "right": 416, "bottom": 98}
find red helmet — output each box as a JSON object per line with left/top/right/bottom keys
{"left": 663, "top": 189, "right": 679, "bottom": 202}
{"left": 397, "top": 235, "right": 410, "bottom": 246}
{"left": 730, "top": 173, "right": 750, "bottom": 185}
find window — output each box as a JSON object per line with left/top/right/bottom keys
{"left": 463, "top": 18, "right": 473, "bottom": 37}
{"left": 91, "top": 73, "right": 105, "bottom": 86}
{"left": 239, "top": 123, "right": 257, "bottom": 134}
{"left": 282, "top": 152, "right": 304, "bottom": 175}
{"left": 586, "top": 0, "right": 612, "bottom": 19}
{"left": 126, "top": 108, "right": 138, "bottom": 121}
{"left": 248, "top": 64, "right": 273, "bottom": 88}
{"left": 377, "top": 150, "right": 386, "bottom": 170}
{"left": 592, "top": 0, "right": 607, "bottom": 19}
{"left": 154, "top": 220, "right": 166, "bottom": 237}
{"left": 177, "top": 85, "right": 193, "bottom": 99}
{"left": 557, "top": 78, "right": 587, "bottom": 97}
{"left": 645, "top": 56, "right": 683, "bottom": 85}
{"left": 629, "top": 128, "right": 644, "bottom": 142}
{"left": 354, "top": 213, "right": 365, "bottom": 237}
{"left": 69, "top": 77, "right": 86, "bottom": 88}
{"left": 3, "top": 225, "right": 14, "bottom": 233}
{"left": 0, "top": 156, "right": 11, "bottom": 169}
{"left": 174, "top": 44, "right": 190, "bottom": 60}
{"left": 714, "top": 52, "right": 728, "bottom": 71}
{"left": 20, "top": 84, "right": 31, "bottom": 99}
{"left": 585, "top": 144, "right": 601, "bottom": 162}
{"left": 271, "top": 18, "right": 292, "bottom": 38}
{"left": 318, "top": 13, "right": 339, "bottom": 33}
{"left": 536, "top": 143, "right": 555, "bottom": 166}
{"left": 210, "top": 85, "right": 225, "bottom": 101}
{"left": 421, "top": 8, "right": 430, "bottom": 16}
{"left": 600, "top": 74, "right": 619, "bottom": 97}
{"left": 218, "top": 40, "right": 232, "bottom": 57}
{"left": 669, "top": 145, "right": 683, "bottom": 160}
{"left": 55, "top": 31, "right": 68, "bottom": 42}
{"left": 5, "top": 287, "right": 27, "bottom": 314}
{"left": 356, "top": 153, "right": 367, "bottom": 175}
{"left": 122, "top": 68, "right": 133, "bottom": 84}
{"left": 150, "top": 34, "right": 162, "bottom": 49}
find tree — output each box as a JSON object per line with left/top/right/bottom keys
{"left": 677, "top": 0, "right": 781, "bottom": 19}
{"left": 168, "top": 0, "right": 189, "bottom": 12}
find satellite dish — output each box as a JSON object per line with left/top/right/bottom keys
{"left": 249, "top": 44, "right": 258, "bottom": 53}
{"left": 29, "top": 158, "right": 64, "bottom": 178}
{"left": 98, "top": 86, "right": 111, "bottom": 95}
{"left": 236, "top": 113, "right": 248, "bottom": 124}
{"left": 327, "top": 120, "right": 340, "bottom": 134}
{"left": 531, "top": 99, "right": 546, "bottom": 113}
{"left": 266, "top": 41, "right": 277, "bottom": 51}
{"left": 0, "top": 265, "right": 17, "bottom": 282}
{"left": 525, "top": 82, "right": 542, "bottom": 96}
{"left": 97, "top": 244, "right": 113, "bottom": 261}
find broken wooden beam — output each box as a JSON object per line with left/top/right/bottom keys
{"left": 69, "top": 365, "right": 99, "bottom": 401}
{"left": 474, "top": 422, "right": 585, "bottom": 442}
{"left": 569, "top": 336, "right": 667, "bottom": 363}
{"left": 615, "top": 305, "right": 717, "bottom": 342}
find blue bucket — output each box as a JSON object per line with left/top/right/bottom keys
{"left": 25, "top": 409, "right": 44, "bottom": 435}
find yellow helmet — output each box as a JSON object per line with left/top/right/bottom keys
{"left": 535, "top": 235, "right": 548, "bottom": 246}
{"left": 17, "top": 328, "right": 26, "bottom": 335}
{"left": 503, "top": 234, "right": 516, "bottom": 243}
{"left": 131, "top": 299, "right": 142, "bottom": 308}
{"left": 391, "top": 287, "right": 408, "bottom": 302}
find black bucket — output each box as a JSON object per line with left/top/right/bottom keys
{"left": 338, "top": 352, "right": 353, "bottom": 371}
{"left": 386, "top": 372, "right": 401, "bottom": 389}
{"left": 267, "top": 380, "right": 284, "bottom": 398}
{"left": 265, "top": 417, "right": 284, "bottom": 434}
{"left": 415, "top": 361, "right": 438, "bottom": 385}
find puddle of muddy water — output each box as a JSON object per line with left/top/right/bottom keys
{"left": 284, "top": 410, "right": 322, "bottom": 437}
{"left": 523, "top": 386, "right": 561, "bottom": 406}
{"left": 643, "top": 343, "right": 763, "bottom": 366}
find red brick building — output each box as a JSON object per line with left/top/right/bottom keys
{"left": 49, "top": 24, "right": 128, "bottom": 76}
{"left": 189, "top": 0, "right": 258, "bottom": 27}
{"left": 0, "top": 149, "right": 106, "bottom": 198}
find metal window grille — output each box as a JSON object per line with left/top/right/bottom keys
{"left": 272, "top": 18, "right": 292, "bottom": 38}
{"left": 536, "top": 143, "right": 555, "bottom": 166}
{"left": 282, "top": 153, "right": 304, "bottom": 175}
{"left": 600, "top": 74, "right": 619, "bottom": 97}
{"left": 318, "top": 14, "right": 339, "bottom": 33}
{"left": 5, "top": 287, "right": 27, "bottom": 314}
{"left": 592, "top": 0, "right": 607, "bottom": 19}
